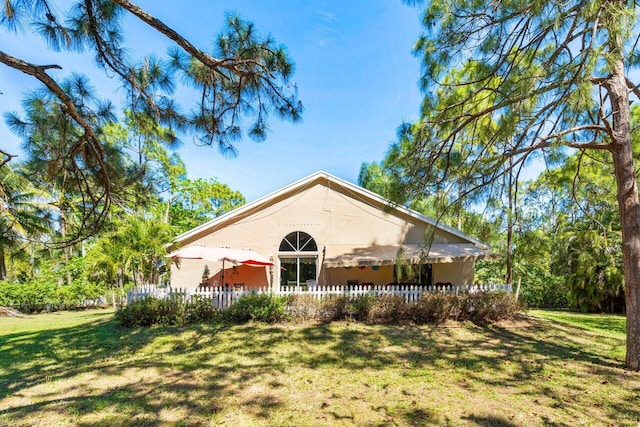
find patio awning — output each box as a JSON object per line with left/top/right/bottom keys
{"left": 322, "top": 243, "right": 496, "bottom": 268}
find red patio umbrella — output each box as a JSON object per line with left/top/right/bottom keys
{"left": 167, "top": 244, "right": 273, "bottom": 285}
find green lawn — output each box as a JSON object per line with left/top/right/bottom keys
{"left": 0, "top": 309, "right": 638, "bottom": 426}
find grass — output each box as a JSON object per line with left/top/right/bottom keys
{"left": 0, "top": 309, "right": 638, "bottom": 426}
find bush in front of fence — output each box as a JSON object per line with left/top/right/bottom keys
{"left": 458, "top": 291, "right": 523, "bottom": 324}
{"left": 286, "top": 291, "right": 523, "bottom": 325}
{"left": 286, "top": 294, "right": 389, "bottom": 323}
{"left": 366, "top": 295, "right": 410, "bottom": 324}
{"left": 223, "top": 293, "right": 289, "bottom": 323}
{"left": 117, "top": 290, "right": 523, "bottom": 327}
{"left": 115, "top": 295, "right": 219, "bottom": 327}
{"left": 411, "top": 293, "right": 460, "bottom": 325}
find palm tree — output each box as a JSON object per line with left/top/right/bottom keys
{"left": 86, "top": 213, "right": 173, "bottom": 305}
{"left": 0, "top": 165, "right": 53, "bottom": 279}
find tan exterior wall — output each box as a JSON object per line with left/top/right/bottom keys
{"left": 170, "top": 179, "right": 477, "bottom": 291}
{"left": 321, "top": 265, "right": 394, "bottom": 286}
{"left": 432, "top": 261, "right": 475, "bottom": 285}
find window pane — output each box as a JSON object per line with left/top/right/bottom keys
{"left": 279, "top": 231, "right": 317, "bottom": 252}
{"left": 298, "top": 232, "right": 318, "bottom": 251}
{"left": 300, "top": 257, "right": 317, "bottom": 282}
{"left": 279, "top": 234, "right": 297, "bottom": 251}
{"left": 280, "top": 258, "right": 297, "bottom": 286}
{"left": 279, "top": 257, "right": 317, "bottom": 286}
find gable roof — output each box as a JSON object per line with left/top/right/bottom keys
{"left": 172, "top": 170, "right": 490, "bottom": 249}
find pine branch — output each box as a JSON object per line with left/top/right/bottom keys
{"left": 0, "top": 149, "right": 17, "bottom": 168}
{"left": 0, "top": 50, "right": 105, "bottom": 161}
{"left": 626, "top": 78, "right": 640, "bottom": 100}
{"left": 110, "top": 0, "right": 227, "bottom": 71}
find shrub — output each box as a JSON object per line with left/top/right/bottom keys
{"left": 460, "top": 292, "right": 522, "bottom": 324}
{"left": 285, "top": 291, "right": 523, "bottom": 325}
{"left": 411, "top": 293, "right": 460, "bottom": 325}
{"left": 115, "top": 297, "right": 161, "bottom": 327}
{"left": 0, "top": 277, "right": 108, "bottom": 313}
{"left": 519, "top": 277, "right": 567, "bottom": 309}
{"left": 286, "top": 294, "right": 325, "bottom": 322}
{"left": 224, "top": 292, "right": 289, "bottom": 323}
{"left": 116, "top": 291, "right": 523, "bottom": 328}
{"left": 366, "top": 294, "right": 408, "bottom": 324}
{"left": 115, "top": 295, "right": 218, "bottom": 327}
{"left": 330, "top": 294, "right": 375, "bottom": 321}
{"left": 185, "top": 295, "right": 219, "bottom": 324}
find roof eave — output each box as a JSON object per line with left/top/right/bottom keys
{"left": 171, "top": 170, "right": 492, "bottom": 250}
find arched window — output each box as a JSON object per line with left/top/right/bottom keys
{"left": 279, "top": 231, "right": 317, "bottom": 252}
{"left": 279, "top": 232, "right": 318, "bottom": 288}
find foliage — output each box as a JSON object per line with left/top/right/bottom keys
{"left": 86, "top": 213, "right": 174, "bottom": 288}
{"left": 410, "top": 293, "right": 460, "bottom": 325}
{"left": 166, "top": 177, "right": 245, "bottom": 235}
{"left": 401, "top": 0, "right": 640, "bottom": 368}
{"left": 461, "top": 292, "right": 523, "bottom": 324}
{"left": 332, "top": 294, "right": 377, "bottom": 322}
{"left": 553, "top": 225, "right": 624, "bottom": 312}
{"left": 0, "top": 260, "right": 107, "bottom": 313}
{"left": 285, "top": 292, "right": 522, "bottom": 325}
{"left": 115, "top": 295, "right": 218, "bottom": 327}
{"left": 366, "top": 294, "right": 409, "bottom": 324}
{"left": 5, "top": 75, "right": 129, "bottom": 244}
{"left": 0, "top": 164, "right": 53, "bottom": 279}
{"left": 285, "top": 294, "right": 323, "bottom": 322}
{"left": 223, "top": 292, "right": 289, "bottom": 323}
{"left": 1, "top": 1, "right": 301, "bottom": 242}
{"left": 361, "top": 145, "right": 628, "bottom": 313}
{"left": 517, "top": 277, "right": 567, "bottom": 309}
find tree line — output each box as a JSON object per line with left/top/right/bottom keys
{"left": 0, "top": 113, "right": 246, "bottom": 308}
{"left": 359, "top": 142, "right": 627, "bottom": 313}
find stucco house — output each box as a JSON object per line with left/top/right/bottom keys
{"left": 168, "top": 171, "right": 495, "bottom": 291}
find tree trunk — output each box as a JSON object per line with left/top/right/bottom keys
{"left": 608, "top": 58, "right": 640, "bottom": 371}
{"left": 0, "top": 246, "right": 6, "bottom": 280}
{"left": 505, "top": 159, "right": 514, "bottom": 286}
{"left": 59, "top": 206, "right": 73, "bottom": 286}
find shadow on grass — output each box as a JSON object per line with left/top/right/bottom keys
{"left": 294, "top": 317, "right": 638, "bottom": 425}
{"left": 461, "top": 414, "right": 519, "bottom": 427}
{"left": 1, "top": 314, "right": 155, "bottom": 399}
{"left": 1, "top": 312, "right": 638, "bottom": 426}
{"left": 534, "top": 310, "right": 626, "bottom": 336}
{"left": 0, "top": 315, "right": 287, "bottom": 425}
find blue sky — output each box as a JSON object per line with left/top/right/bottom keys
{"left": 0, "top": 1, "right": 424, "bottom": 202}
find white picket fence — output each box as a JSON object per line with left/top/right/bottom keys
{"left": 127, "top": 283, "right": 512, "bottom": 310}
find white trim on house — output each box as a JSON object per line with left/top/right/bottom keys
{"left": 171, "top": 171, "right": 491, "bottom": 249}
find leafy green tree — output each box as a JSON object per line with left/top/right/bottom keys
{"left": 5, "top": 75, "right": 132, "bottom": 245}
{"left": 534, "top": 151, "right": 623, "bottom": 311}
{"left": 167, "top": 177, "right": 245, "bottom": 234}
{"left": 85, "top": 234, "right": 125, "bottom": 308}
{"left": 405, "top": 0, "right": 640, "bottom": 369}
{"left": 85, "top": 213, "right": 173, "bottom": 306}
{"left": 1, "top": 1, "right": 302, "bottom": 239}
{"left": 0, "top": 164, "right": 52, "bottom": 280}
{"left": 101, "top": 110, "right": 183, "bottom": 208}
{"left": 553, "top": 222, "right": 623, "bottom": 312}
{"left": 358, "top": 162, "right": 395, "bottom": 200}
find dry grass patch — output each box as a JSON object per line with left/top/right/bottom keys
{"left": 0, "top": 309, "right": 638, "bottom": 426}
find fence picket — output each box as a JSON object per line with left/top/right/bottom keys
{"left": 126, "top": 283, "right": 511, "bottom": 309}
